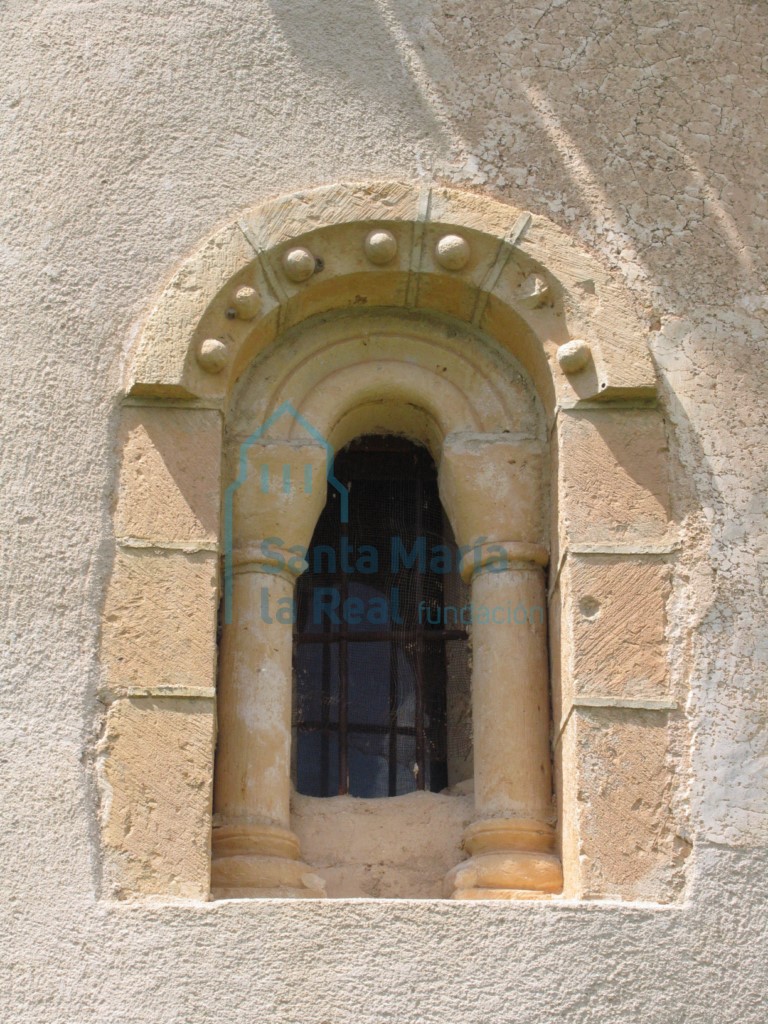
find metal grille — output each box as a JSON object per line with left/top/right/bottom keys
{"left": 292, "top": 436, "right": 471, "bottom": 798}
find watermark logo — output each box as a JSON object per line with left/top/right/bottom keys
{"left": 224, "top": 404, "right": 543, "bottom": 628}
{"left": 223, "top": 401, "right": 348, "bottom": 624}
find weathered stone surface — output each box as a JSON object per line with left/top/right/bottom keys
{"left": 98, "top": 697, "right": 215, "bottom": 898}
{"left": 115, "top": 406, "right": 222, "bottom": 545}
{"left": 231, "top": 441, "right": 329, "bottom": 553}
{"left": 127, "top": 183, "right": 657, "bottom": 403}
{"left": 129, "top": 221, "right": 256, "bottom": 396}
{"left": 3, "top": 0, "right": 767, "bottom": 1018}
{"left": 417, "top": 225, "right": 501, "bottom": 322}
{"left": 439, "top": 437, "right": 545, "bottom": 547}
{"left": 292, "top": 790, "right": 474, "bottom": 899}
{"left": 241, "top": 180, "right": 421, "bottom": 250}
{"left": 101, "top": 548, "right": 218, "bottom": 690}
{"left": 265, "top": 222, "right": 413, "bottom": 331}
{"left": 558, "top": 408, "right": 672, "bottom": 544}
{"left": 564, "top": 555, "right": 672, "bottom": 700}
{"left": 548, "top": 577, "right": 565, "bottom": 707}
{"left": 565, "top": 708, "right": 690, "bottom": 901}
{"left": 553, "top": 700, "right": 581, "bottom": 899}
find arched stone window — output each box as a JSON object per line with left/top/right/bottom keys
{"left": 210, "top": 312, "right": 557, "bottom": 898}
{"left": 99, "top": 182, "right": 684, "bottom": 903}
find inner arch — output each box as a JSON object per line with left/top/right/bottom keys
{"left": 228, "top": 311, "right": 545, "bottom": 451}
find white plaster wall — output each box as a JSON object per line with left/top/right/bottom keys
{"left": 1, "top": 1, "right": 766, "bottom": 1021}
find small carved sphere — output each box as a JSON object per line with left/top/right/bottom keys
{"left": 557, "top": 339, "right": 591, "bottom": 374}
{"left": 364, "top": 229, "right": 398, "bottom": 265}
{"left": 197, "top": 338, "right": 228, "bottom": 374}
{"left": 282, "top": 247, "right": 316, "bottom": 282}
{"left": 233, "top": 285, "right": 260, "bottom": 320}
{"left": 435, "top": 233, "right": 470, "bottom": 271}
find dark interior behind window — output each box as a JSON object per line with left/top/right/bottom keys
{"left": 292, "top": 435, "right": 470, "bottom": 798}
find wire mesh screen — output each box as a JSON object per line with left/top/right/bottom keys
{"left": 292, "top": 435, "right": 472, "bottom": 798}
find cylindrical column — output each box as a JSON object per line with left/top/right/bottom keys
{"left": 445, "top": 542, "right": 562, "bottom": 899}
{"left": 211, "top": 440, "right": 329, "bottom": 898}
{"left": 212, "top": 552, "right": 325, "bottom": 898}
{"left": 213, "top": 565, "right": 294, "bottom": 830}
{"left": 472, "top": 559, "right": 552, "bottom": 820}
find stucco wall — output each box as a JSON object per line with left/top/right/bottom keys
{"left": 1, "top": 1, "right": 766, "bottom": 1021}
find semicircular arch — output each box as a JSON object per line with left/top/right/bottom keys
{"left": 127, "top": 181, "right": 656, "bottom": 418}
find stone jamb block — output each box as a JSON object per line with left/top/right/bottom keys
{"left": 558, "top": 707, "right": 688, "bottom": 902}
{"left": 557, "top": 406, "right": 672, "bottom": 547}
{"left": 98, "top": 695, "right": 215, "bottom": 899}
{"left": 115, "top": 405, "right": 222, "bottom": 546}
{"left": 101, "top": 547, "right": 218, "bottom": 692}
{"left": 561, "top": 553, "right": 673, "bottom": 702}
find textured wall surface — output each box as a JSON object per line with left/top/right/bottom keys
{"left": 1, "top": 1, "right": 766, "bottom": 1021}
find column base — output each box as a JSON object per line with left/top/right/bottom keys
{"left": 211, "top": 823, "right": 326, "bottom": 899}
{"left": 445, "top": 818, "right": 563, "bottom": 899}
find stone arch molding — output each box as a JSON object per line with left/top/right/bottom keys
{"left": 100, "top": 181, "right": 686, "bottom": 904}
{"left": 224, "top": 314, "right": 545, "bottom": 594}
{"left": 128, "top": 180, "right": 656, "bottom": 408}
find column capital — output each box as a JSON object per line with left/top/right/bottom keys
{"left": 438, "top": 436, "right": 545, "bottom": 549}
{"left": 229, "top": 439, "right": 329, "bottom": 552}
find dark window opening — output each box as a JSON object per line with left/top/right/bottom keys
{"left": 292, "top": 435, "right": 471, "bottom": 798}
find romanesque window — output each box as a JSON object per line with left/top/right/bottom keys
{"left": 100, "top": 183, "right": 682, "bottom": 905}
{"left": 208, "top": 311, "right": 561, "bottom": 899}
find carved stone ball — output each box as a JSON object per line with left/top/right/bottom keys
{"left": 364, "top": 229, "right": 398, "bottom": 265}
{"left": 282, "top": 247, "right": 316, "bottom": 282}
{"left": 197, "top": 338, "right": 228, "bottom": 374}
{"left": 435, "top": 233, "right": 470, "bottom": 271}
{"left": 557, "top": 339, "right": 591, "bottom": 374}
{"left": 233, "top": 285, "right": 260, "bottom": 320}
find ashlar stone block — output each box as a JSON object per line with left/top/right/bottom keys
{"left": 564, "top": 555, "right": 672, "bottom": 700}
{"left": 98, "top": 696, "right": 215, "bottom": 899}
{"left": 101, "top": 548, "right": 218, "bottom": 691}
{"left": 558, "top": 407, "right": 671, "bottom": 545}
{"left": 115, "top": 406, "right": 222, "bottom": 545}
{"left": 564, "top": 708, "right": 689, "bottom": 901}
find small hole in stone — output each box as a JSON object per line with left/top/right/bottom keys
{"left": 225, "top": 308, "right": 236, "bottom": 319}
{"left": 314, "top": 257, "right": 324, "bottom": 273}
{"left": 579, "top": 596, "right": 601, "bottom": 620}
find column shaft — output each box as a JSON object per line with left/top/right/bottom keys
{"left": 446, "top": 548, "right": 562, "bottom": 899}
{"left": 211, "top": 562, "right": 325, "bottom": 898}
{"left": 213, "top": 569, "right": 293, "bottom": 828}
{"left": 472, "top": 564, "right": 552, "bottom": 822}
